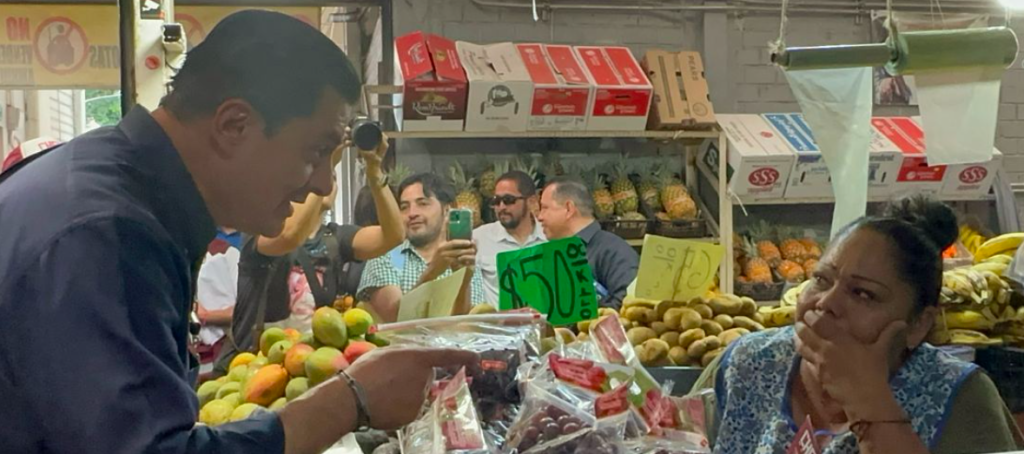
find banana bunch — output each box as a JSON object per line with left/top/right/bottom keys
{"left": 973, "top": 233, "right": 1024, "bottom": 264}
{"left": 780, "top": 280, "right": 811, "bottom": 308}
{"left": 971, "top": 254, "right": 1012, "bottom": 277}
{"left": 940, "top": 267, "right": 992, "bottom": 306}
{"left": 959, "top": 225, "right": 986, "bottom": 256}
{"left": 759, "top": 305, "right": 796, "bottom": 328}
{"left": 928, "top": 327, "right": 1002, "bottom": 347}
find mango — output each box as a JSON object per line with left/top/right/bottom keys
{"left": 249, "top": 356, "right": 269, "bottom": 369}
{"left": 306, "top": 347, "right": 350, "bottom": 386}
{"left": 229, "top": 352, "right": 257, "bottom": 371}
{"left": 344, "top": 341, "right": 378, "bottom": 364}
{"left": 221, "top": 392, "right": 243, "bottom": 409}
{"left": 283, "top": 328, "right": 301, "bottom": 344}
{"left": 344, "top": 308, "right": 375, "bottom": 337}
{"left": 284, "top": 343, "right": 315, "bottom": 377}
{"left": 227, "top": 365, "right": 248, "bottom": 383}
{"left": 230, "top": 403, "right": 262, "bottom": 422}
{"left": 267, "top": 340, "right": 294, "bottom": 365}
{"left": 313, "top": 307, "right": 349, "bottom": 349}
{"left": 242, "top": 364, "right": 288, "bottom": 406}
{"left": 365, "top": 333, "right": 390, "bottom": 348}
{"left": 299, "top": 332, "right": 316, "bottom": 346}
{"left": 269, "top": 397, "right": 288, "bottom": 411}
{"left": 216, "top": 381, "right": 242, "bottom": 399}
{"left": 286, "top": 377, "right": 310, "bottom": 401}
{"left": 197, "top": 380, "right": 223, "bottom": 407}
{"left": 260, "top": 328, "right": 288, "bottom": 356}
{"left": 199, "top": 399, "right": 235, "bottom": 426}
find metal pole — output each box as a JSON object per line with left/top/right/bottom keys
{"left": 118, "top": 0, "right": 136, "bottom": 115}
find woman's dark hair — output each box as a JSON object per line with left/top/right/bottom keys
{"left": 836, "top": 195, "right": 958, "bottom": 313}
{"left": 353, "top": 185, "right": 378, "bottom": 227}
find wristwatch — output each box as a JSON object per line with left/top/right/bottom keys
{"left": 338, "top": 370, "right": 372, "bottom": 431}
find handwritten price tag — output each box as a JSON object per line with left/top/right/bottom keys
{"left": 635, "top": 235, "right": 723, "bottom": 302}
{"left": 497, "top": 237, "right": 598, "bottom": 326}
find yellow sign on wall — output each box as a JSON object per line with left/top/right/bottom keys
{"left": 0, "top": 5, "right": 320, "bottom": 89}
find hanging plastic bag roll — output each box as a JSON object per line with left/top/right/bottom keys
{"left": 773, "top": 43, "right": 891, "bottom": 71}
{"left": 889, "top": 27, "right": 1017, "bottom": 166}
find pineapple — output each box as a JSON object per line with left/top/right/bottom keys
{"left": 748, "top": 222, "right": 782, "bottom": 267}
{"left": 777, "top": 260, "right": 806, "bottom": 283}
{"left": 799, "top": 238, "right": 823, "bottom": 259}
{"left": 449, "top": 162, "right": 483, "bottom": 227}
{"left": 478, "top": 160, "right": 509, "bottom": 200}
{"left": 543, "top": 152, "right": 566, "bottom": 179}
{"left": 780, "top": 239, "right": 808, "bottom": 262}
{"left": 637, "top": 164, "right": 662, "bottom": 212}
{"left": 386, "top": 163, "right": 413, "bottom": 196}
{"left": 802, "top": 258, "right": 819, "bottom": 274}
{"left": 510, "top": 156, "right": 539, "bottom": 188}
{"left": 742, "top": 257, "right": 773, "bottom": 284}
{"left": 611, "top": 160, "right": 639, "bottom": 215}
{"left": 659, "top": 171, "right": 697, "bottom": 220}
{"left": 586, "top": 169, "right": 615, "bottom": 220}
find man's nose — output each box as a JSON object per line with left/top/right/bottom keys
{"left": 308, "top": 162, "right": 334, "bottom": 197}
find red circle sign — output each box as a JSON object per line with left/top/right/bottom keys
{"left": 749, "top": 168, "right": 780, "bottom": 187}
{"left": 33, "top": 17, "right": 89, "bottom": 75}
{"left": 959, "top": 166, "right": 987, "bottom": 184}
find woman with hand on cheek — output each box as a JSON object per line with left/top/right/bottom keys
{"left": 693, "top": 196, "right": 1023, "bottom": 454}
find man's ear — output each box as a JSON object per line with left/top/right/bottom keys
{"left": 908, "top": 306, "right": 937, "bottom": 349}
{"left": 211, "top": 99, "right": 263, "bottom": 159}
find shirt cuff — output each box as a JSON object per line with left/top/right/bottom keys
{"left": 215, "top": 410, "right": 286, "bottom": 454}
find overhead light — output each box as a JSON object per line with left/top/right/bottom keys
{"left": 1000, "top": 0, "right": 1024, "bottom": 10}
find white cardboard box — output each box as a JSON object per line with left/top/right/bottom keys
{"left": 699, "top": 114, "right": 794, "bottom": 199}
{"left": 456, "top": 42, "right": 534, "bottom": 132}
{"left": 762, "top": 113, "right": 832, "bottom": 200}
{"left": 871, "top": 117, "right": 947, "bottom": 196}
{"left": 516, "top": 44, "right": 592, "bottom": 131}
{"left": 941, "top": 149, "right": 1003, "bottom": 197}
{"left": 574, "top": 46, "right": 653, "bottom": 131}
{"left": 866, "top": 124, "right": 904, "bottom": 199}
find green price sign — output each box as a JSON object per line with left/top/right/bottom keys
{"left": 497, "top": 237, "right": 598, "bottom": 326}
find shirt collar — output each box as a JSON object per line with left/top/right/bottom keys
{"left": 119, "top": 107, "right": 215, "bottom": 265}
{"left": 575, "top": 220, "right": 601, "bottom": 244}
{"left": 498, "top": 217, "right": 544, "bottom": 245}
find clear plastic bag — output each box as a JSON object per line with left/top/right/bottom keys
{"left": 504, "top": 382, "right": 598, "bottom": 453}
{"left": 401, "top": 368, "right": 491, "bottom": 454}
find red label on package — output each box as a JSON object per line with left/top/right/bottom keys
{"left": 872, "top": 117, "right": 924, "bottom": 153}
{"left": 787, "top": 416, "right": 821, "bottom": 454}
{"left": 749, "top": 167, "right": 781, "bottom": 187}
{"left": 591, "top": 88, "right": 651, "bottom": 117}
{"left": 517, "top": 44, "right": 557, "bottom": 85}
{"left": 437, "top": 368, "right": 485, "bottom": 450}
{"left": 960, "top": 166, "right": 988, "bottom": 184}
{"left": 532, "top": 88, "right": 590, "bottom": 116}
{"left": 595, "top": 382, "right": 631, "bottom": 418}
{"left": 481, "top": 360, "right": 508, "bottom": 372}
{"left": 898, "top": 155, "right": 946, "bottom": 182}
{"left": 641, "top": 389, "right": 677, "bottom": 435}
{"left": 549, "top": 354, "right": 607, "bottom": 391}
{"left": 590, "top": 315, "right": 629, "bottom": 364}
{"left": 546, "top": 45, "right": 589, "bottom": 85}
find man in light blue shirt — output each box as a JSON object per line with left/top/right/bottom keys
{"left": 474, "top": 170, "right": 547, "bottom": 305}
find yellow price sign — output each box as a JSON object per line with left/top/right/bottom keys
{"left": 635, "top": 235, "right": 723, "bottom": 301}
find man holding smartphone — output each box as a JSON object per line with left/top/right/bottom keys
{"left": 358, "top": 173, "right": 486, "bottom": 322}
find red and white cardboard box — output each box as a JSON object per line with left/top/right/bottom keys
{"left": 906, "top": 117, "right": 1004, "bottom": 198}
{"left": 699, "top": 114, "right": 794, "bottom": 199}
{"left": 762, "top": 113, "right": 832, "bottom": 200}
{"left": 871, "top": 117, "right": 946, "bottom": 195}
{"left": 574, "top": 46, "right": 653, "bottom": 131}
{"left": 456, "top": 42, "right": 533, "bottom": 132}
{"left": 516, "top": 44, "right": 592, "bottom": 131}
{"left": 394, "top": 31, "right": 468, "bottom": 132}
{"left": 865, "top": 123, "right": 903, "bottom": 199}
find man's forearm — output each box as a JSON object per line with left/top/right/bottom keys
{"left": 279, "top": 378, "right": 358, "bottom": 454}
{"left": 452, "top": 269, "right": 474, "bottom": 316}
{"left": 257, "top": 193, "right": 325, "bottom": 256}
{"left": 367, "top": 167, "right": 403, "bottom": 244}
{"left": 203, "top": 307, "right": 233, "bottom": 326}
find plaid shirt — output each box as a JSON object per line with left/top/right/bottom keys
{"left": 357, "top": 240, "right": 486, "bottom": 306}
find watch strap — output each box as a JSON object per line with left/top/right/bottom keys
{"left": 338, "top": 370, "right": 372, "bottom": 430}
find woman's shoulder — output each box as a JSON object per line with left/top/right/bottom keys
{"left": 933, "top": 369, "right": 1024, "bottom": 453}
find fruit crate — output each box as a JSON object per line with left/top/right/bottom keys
{"left": 653, "top": 218, "right": 706, "bottom": 239}
{"left": 974, "top": 346, "right": 1024, "bottom": 412}
{"left": 734, "top": 280, "right": 785, "bottom": 302}
{"left": 601, "top": 219, "right": 650, "bottom": 240}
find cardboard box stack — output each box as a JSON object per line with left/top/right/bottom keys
{"left": 642, "top": 50, "right": 716, "bottom": 130}
{"left": 394, "top": 32, "right": 468, "bottom": 131}
{"left": 574, "top": 46, "right": 653, "bottom": 131}
{"left": 516, "top": 44, "right": 593, "bottom": 131}
{"left": 699, "top": 114, "right": 793, "bottom": 199}
{"left": 762, "top": 113, "right": 832, "bottom": 200}
{"left": 872, "top": 117, "right": 946, "bottom": 196}
{"left": 456, "top": 42, "right": 534, "bottom": 132}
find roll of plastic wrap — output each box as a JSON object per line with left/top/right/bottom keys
{"left": 887, "top": 27, "right": 1018, "bottom": 75}
{"left": 773, "top": 44, "right": 891, "bottom": 71}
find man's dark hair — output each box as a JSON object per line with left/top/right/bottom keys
{"left": 398, "top": 173, "right": 456, "bottom": 206}
{"left": 544, "top": 176, "right": 594, "bottom": 218}
{"left": 496, "top": 170, "right": 536, "bottom": 197}
{"left": 161, "top": 10, "right": 360, "bottom": 135}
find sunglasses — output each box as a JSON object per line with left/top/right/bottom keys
{"left": 490, "top": 195, "right": 526, "bottom": 207}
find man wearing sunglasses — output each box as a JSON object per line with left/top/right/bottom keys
{"left": 474, "top": 171, "right": 547, "bottom": 305}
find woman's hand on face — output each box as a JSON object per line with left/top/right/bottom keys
{"left": 796, "top": 311, "right": 908, "bottom": 421}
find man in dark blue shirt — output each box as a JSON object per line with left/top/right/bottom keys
{"left": 0, "top": 11, "right": 474, "bottom": 454}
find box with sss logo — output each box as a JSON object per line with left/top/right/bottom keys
{"left": 698, "top": 114, "right": 793, "bottom": 200}
{"left": 905, "top": 117, "right": 1004, "bottom": 198}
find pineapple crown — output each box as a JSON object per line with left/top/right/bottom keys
{"left": 449, "top": 162, "right": 476, "bottom": 191}
{"left": 510, "top": 156, "right": 539, "bottom": 184}
{"left": 386, "top": 163, "right": 412, "bottom": 188}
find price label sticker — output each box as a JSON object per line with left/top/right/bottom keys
{"left": 497, "top": 237, "right": 598, "bottom": 326}
{"left": 636, "top": 235, "right": 724, "bottom": 302}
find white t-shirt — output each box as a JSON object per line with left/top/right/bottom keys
{"left": 196, "top": 247, "right": 240, "bottom": 345}
{"left": 474, "top": 219, "right": 547, "bottom": 305}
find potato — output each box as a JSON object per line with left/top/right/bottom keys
{"left": 708, "top": 295, "right": 743, "bottom": 316}
{"left": 678, "top": 328, "right": 706, "bottom": 349}
{"left": 703, "top": 335, "right": 721, "bottom": 351}
{"left": 689, "top": 303, "right": 714, "bottom": 320}
{"left": 637, "top": 339, "right": 671, "bottom": 366}
{"left": 650, "top": 321, "right": 670, "bottom": 336}
{"left": 598, "top": 307, "right": 618, "bottom": 318}
{"left": 700, "top": 320, "right": 724, "bottom": 337}
{"left": 719, "top": 327, "right": 751, "bottom": 346}
{"left": 751, "top": 312, "right": 767, "bottom": 326}
{"left": 577, "top": 332, "right": 590, "bottom": 342}
{"left": 713, "top": 314, "right": 734, "bottom": 330}
{"left": 702, "top": 347, "right": 726, "bottom": 367}
{"left": 623, "top": 306, "right": 647, "bottom": 323}
{"left": 660, "top": 331, "right": 681, "bottom": 347}
{"left": 656, "top": 300, "right": 684, "bottom": 321}
{"left": 626, "top": 327, "right": 658, "bottom": 346}
{"left": 665, "top": 307, "right": 702, "bottom": 331}
{"left": 732, "top": 316, "right": 765, "bottom": 332}
{"left": 669, "top": 346, "right": 692, "bottom": 366}
{"left": 687, "top": 337, "right": 713, "bottom": 359}
{"left": 577, "top": 319, "right": 593, "bottom": 334}
{"left": 738, "top": 297, "right": 758, "bottom": 317}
